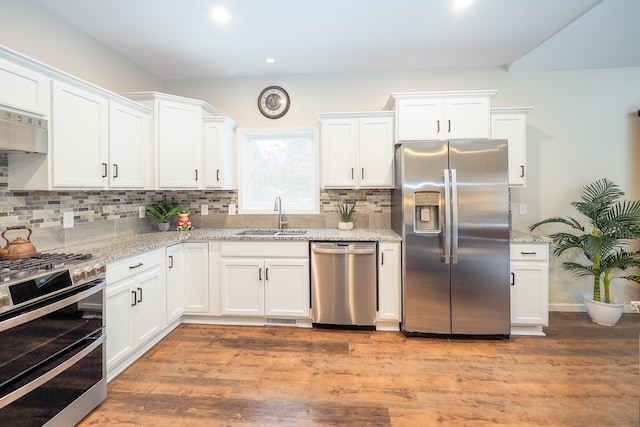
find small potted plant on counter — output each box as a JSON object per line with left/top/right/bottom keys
{"left": 338, "top": 199, "right": 356, "bottom": 230}
{"left": 145, "top": 198, "right": 185, "bottom": 232}
{"left": 530, "top": 178, "right": 640, "bottom": 326}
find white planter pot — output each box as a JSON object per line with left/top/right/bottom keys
{"left": 338, "top": 221, "right": 354, "bottom": 230}
{"left": 583, "top": 293, "right": 624, "bottom": 326}
{"left": 157, "top": 222, "right": 171, "bottom": 232}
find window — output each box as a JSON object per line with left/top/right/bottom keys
{"left": 238, "top": 128, "right": 319, "bottom": 214}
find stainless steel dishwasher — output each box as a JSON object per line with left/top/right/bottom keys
{"left": 310, "top": 241, "right": 378, "bottom": 329}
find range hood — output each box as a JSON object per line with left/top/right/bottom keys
{"left": 0, "top": 108, "right": 48, "bottom": 153}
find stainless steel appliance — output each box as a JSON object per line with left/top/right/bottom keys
{"left": 310, "top": 242, "right": 377, "bottom": 329}
{"left": 392, "top": 140, "right": 511, "bottom": 337}
{"left": 0, "top": 108, "right": 48, "bottom": 153}
{"left": 0, "top": 253, "right": 107, "bottom": 426}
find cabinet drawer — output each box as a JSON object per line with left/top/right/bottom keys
{"left": 510, "top": 244, "right": 549, "bottom": 261}
{"left": 107, "top": 248, "right": 163, "bottom": 283}
{"left": 220, "top": 241, "right": 308, "bottom": 258}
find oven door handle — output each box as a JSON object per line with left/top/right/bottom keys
{"left": 0, "top": 281, "right": 105, "bottom": 333}
{"left": 0, "top": 332, "right": 104, "bottom": 410}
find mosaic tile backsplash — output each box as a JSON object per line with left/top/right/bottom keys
{"left": 0, "top": 154, "right": 391, "bottom": 251}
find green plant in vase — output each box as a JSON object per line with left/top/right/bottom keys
{"left": 145, "top": 198, "right": 185, "bottom": 231}
{"left": 338, "top": 200, "right": 356, "bottom": 230}
{"left": 530, "top": 178, "right": 640, "bottom": 325}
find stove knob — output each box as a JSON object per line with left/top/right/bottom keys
{"left": 96, "top": 263, "right": 106, "bottom": 274}
{"left": 72, "top": 268, "right": 86, "bottom": 281}
{"left": 85, "top": 266, "right": 95, "bottom": 278}
{"left": 0, "top": 293, "right": 11, "bottom": 307}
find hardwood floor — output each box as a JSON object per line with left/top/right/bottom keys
{"left": 79, "top": 313, "right": 640, "bottom": 426}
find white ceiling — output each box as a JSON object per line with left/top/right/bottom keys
{"left": 32, "top": 0, "right": 640, "bottom": 80}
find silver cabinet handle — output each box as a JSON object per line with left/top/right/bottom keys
{"left": 101, "top": 163, "right": 108, "bottom": 178}
{"left": 216, "top": 169, "right": 220, "bottom": 181}
{"left": 168, "top": 255, "right": 174, "bottom": 268}
{"left": 131, "top": 290, "right": 137, "bottom": 306}
{"left": 137, "top": 287, "right": 142, "bottom": 303}
{"left": 436, "top": 120, "right": 440, "bottom": 133}
{"left": 113, "top": 164, "right": 118, "bottom": 178}
{"left": 129, "top": 262, "right": 143, "bottom": 269}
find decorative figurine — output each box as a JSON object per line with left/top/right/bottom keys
{"left": 176, "top": 211, "right": 192, "bottom": 231}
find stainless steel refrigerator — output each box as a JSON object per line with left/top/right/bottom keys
{"left": 391, "top": 140, "right": 511, "bottom": 337}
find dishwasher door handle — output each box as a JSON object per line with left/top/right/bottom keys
{"left": 312, "top": 247, "right": 375, "bottom": 255}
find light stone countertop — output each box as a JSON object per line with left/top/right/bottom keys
{"left": 511, "top": 230, "right": 552, "bottom": 244}
{"left": 66, "top": 228, "right": 402, "bottom": 263}
{"left": 63, "top": 228, "right": 549, "bottom": 264}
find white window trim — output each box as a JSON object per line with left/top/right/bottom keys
{"left": 237, "top": 127, "right": 320, "bottom": 215}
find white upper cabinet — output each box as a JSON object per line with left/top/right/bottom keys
{"left": 123, "top": 92, "right": 219, "bottom": 190}
{"left": 0, "top": 55, "right": 50, "bottom": 116}
{"left": 491, "top": 107, "right": 533, "bottom": 187}
{"left": 108, "top": 101, "right": 150, "bottom": 189}
{"left": 51, "top": 80, "right": 109, "bottom": 189}
{"left": 386, "top": 91, "right": 496, "bottom": 141}
{"left": 203, "top": 116, "right": 237, "bottom": 190}
{"left": 318, "top": 111, "right": 394, "bottom": 189}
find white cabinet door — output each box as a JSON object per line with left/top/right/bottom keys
{"left": 319, "top": 112, "right": 394, "bottom": 189}
{"left": 165, "top": 244, "right": 184, "bottom": 324}
{"left": 510, "top": 243, "right": 549, "bottom": 335}
{"left": 106, "top": 278, "right": 136, "bottom": 370}
{"left": 220, "top": 258, "right": 264, "bottom": 316}
{"left": 396, "top": 97, "right": 443, "bottom": 141}
{"left": 183, "top": 242, "right": 210, "bottom": 314}
{"left": 133, "top": 266, "right": 164, "bottom": 347}
{"left": 445, "top": 96, "right": 491, "bottom": 139}
{"left": 264, "top": 258, "right": 310, "bottom": 318}
{"left": 109, "top": 101, "right": 149, "bottom": 189}
{"left": 491, "top": 108, "right": 532, "bottom": 187}
{"left": 51, "top": 80, "right": 108, "bottom": 188}
{"left": 358, "top": 116, "right": 394, "bottom": 188}
{"left": 0, "top": 57, "right": 50, "bottom": 115}
{"left": 321, "top": 118, "right": 358, "bottom": 188}
{"left": 157, "top": 99, "right": 201, "bottom": 188}
{"left": 511, "top": 263, "right": 548, "bottom": 325}
{"left": 203, "top": 117, "right": 236, "bottom": 189}
{"left": 393, "top": 91, "right": 495, "bottom": 141}
{"left": 377, "top": 242, "right": 401, "bottom": 321}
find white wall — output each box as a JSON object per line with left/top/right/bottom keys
{"left": 165, "top": 66, "right": 640, "bottom": 308}
{"left": 0, "top": 0, "right": 162, "bottom": 92}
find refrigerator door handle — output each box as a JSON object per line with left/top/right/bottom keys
{"left": 450, "top": 168, "right": 459, "bottom": 264}
{"left": 443, "top": 169, "right": 452, "bottom": 264}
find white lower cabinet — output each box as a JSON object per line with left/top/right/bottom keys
{"left": 106, "top": 249, "right": 165, "bottom": 378}
{"left": 183, "top": 242, "right": 210, "bottom": 313}
{"left": 510, "top": 243, "right": 549, "bottom": 336}
{"left": 219, "top": 242, "right": 310, "bottom": 319}
{"left": 377, "top": 242, "right": 401, "bottom": 328}
{"left": 165, "top": 243, "right": 184, "bottom": 323}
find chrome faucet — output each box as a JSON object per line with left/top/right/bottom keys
{"left": 274, "top": 196, "right": 287, "bottom": 230}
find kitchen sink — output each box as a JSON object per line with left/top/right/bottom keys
{"left": 236, "top": 229, "right": 307, "bottom": 237}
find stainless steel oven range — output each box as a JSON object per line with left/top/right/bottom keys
{"left": 0, "top": 253, "right": 107, "bottom": 426}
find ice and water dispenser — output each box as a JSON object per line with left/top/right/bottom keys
{"left": 414, "top": 191, "right": 440, "bottom": 232}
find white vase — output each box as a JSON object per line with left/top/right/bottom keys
{"left": 157, "top": 222, "right": 171, "bottom": 232}
{"left": 583, "top": 293, "right": 624, "bottom": 326}
{"left": 338, "top": 221, "right": 353, "bottom": 230}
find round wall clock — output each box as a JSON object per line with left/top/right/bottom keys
{"left": 258, "top": 86, "right": 290, "bottom": 119}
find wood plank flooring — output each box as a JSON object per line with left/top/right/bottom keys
{"left": 79, "top": 313, "right": 640, "bottom": 426}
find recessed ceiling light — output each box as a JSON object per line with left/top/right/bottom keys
{"left": 453, "top": 0, "right": 474, "bottom": 10}
{"left": 265, "top": 58, "right": 275, "bottom": 64}
{"left": 210, "top": 5, "right": 230, "bottom": 23}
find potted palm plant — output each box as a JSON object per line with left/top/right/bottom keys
{"left": 338, "top": 200, "right": 356, "bottom": 230}
{"left": 530, "top": 178, "right": 640, "bottom": 326}
{"left": 145, "top": 198, "right": 185, "bottom": 231}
